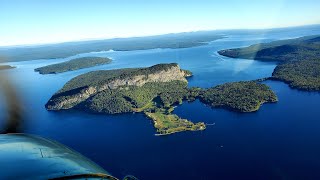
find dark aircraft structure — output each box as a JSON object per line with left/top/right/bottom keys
{"left": 0, "top": 75, "right": 137, "bottom": 180}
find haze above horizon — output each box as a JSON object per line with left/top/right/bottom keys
{"left": 1, "top": 0, "right": 320, "bottom": 47}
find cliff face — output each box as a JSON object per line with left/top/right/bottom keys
{"left": 45, "top": 64, "right": 189, "bottom": 110}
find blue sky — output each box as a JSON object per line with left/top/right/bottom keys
{"left": 1, "top": 0, "right": 319, "bottom": 46}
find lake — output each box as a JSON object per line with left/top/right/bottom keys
{"left": 1, "top": 28, "right": 320, "bottom": 179}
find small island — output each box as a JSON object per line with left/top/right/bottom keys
{"left": 35, "top": 57, "right": 112, "bottom": 74}
{"left": 218, "top": 35, "right": 320, "bottom": 91}
{"left": 199, "top": 81, "right": 278, "bottom": 112}
{"left": 0, "top": 65, "right": 15, "bottom": 70}
{"left": 46, "top": 63, "right": 277, "bottom": 135}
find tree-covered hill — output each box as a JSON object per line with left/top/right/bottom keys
{"left": 35, "top": 57, "right": 112, "bottom": 74}
{"left": 272, "top": 59, "right": 320, "bottom": 91}
{"left": 218, "top": 35, "right": 320, "bottom": 91}
{"left": 200, "top": 81, "right": 278, "bottom": 112}
{"left": 45, "top": 63, "right": 278, "bottom": 135}
{"left": 218, "top": 35, "right": 320, "bottom": 62}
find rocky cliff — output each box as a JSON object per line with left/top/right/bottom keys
{"left": 45, "top": 63, "right": 190, "bottom": 110}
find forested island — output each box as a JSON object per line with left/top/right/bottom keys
{"left": 35, "top": 57, "right": 112, "bottom": 74}
{"left": 46, "top": 63, "right": 277, "bottom": 135}
{"left": 0, "top": 65, "right": 15, "bottom": 70}
{"left": 218, "top": 35, "right": 320, "bottom": 91}
{"left": 200, "top": 81, "right": 278, "bottom": 112}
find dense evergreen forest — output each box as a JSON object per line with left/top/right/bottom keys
{"left": 218, "top": 35, "right": 320, "bottom": 61}
{"left": 35, "top": 57, "right": 112, "bottom": 74}
{"left": 272, "top": 59, "right": 320, "bottom": 91}
{"left": 46, "top": 63, "right": 277, "bottom": 135}
{"left": 199, "top": 81, "right": 278, "bottom": 112}
{"left": 218, "top": 35, "right": 320, "bottom": 91}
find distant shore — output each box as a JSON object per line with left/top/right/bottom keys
{"left": 0, "top": 65, "right": 15, "bottom": 70}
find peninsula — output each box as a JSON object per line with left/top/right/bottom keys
{"left": 35, "top": 57, "right": 112, "bottom": 74}
{"left": 46, "top": 63, "right": 277, "bottom": 135}
{"left": 218, "top": 35, "right": 320, "bottom": 91}
{"left": 46, "top": 63, "right": 205, "bottom": 135}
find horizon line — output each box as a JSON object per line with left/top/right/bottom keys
{"left": 1, "top": 23, "right": 319, "bottom": 48}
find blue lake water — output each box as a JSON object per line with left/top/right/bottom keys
{"left": 1, "top": 29, "right": 320, "bottom": 179}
